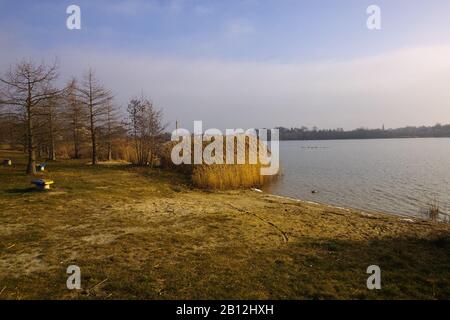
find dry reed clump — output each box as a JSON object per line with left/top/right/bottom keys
{"left": 161, "top": 134, "right": 278, "bottom": 190}
{"left": 53, "top": 142, "right": 71, "bottom": 159}
{"left": 108, "top": 138, "right": 136, "bottom": 163}
{"left": 192, "top": 163, "right": 275, "bottom": 189}
{"left": 160, "top": 141, "right": 193, "bottom": 174}
{"left": 54, "top": 138, "right": 137, "bottom": 162}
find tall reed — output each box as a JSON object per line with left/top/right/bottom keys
{"left": 161, "top": 134, "right": 279, "bottom": 190}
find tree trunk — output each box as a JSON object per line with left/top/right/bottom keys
{"left": 49, "top": 139, "right": 56, "bottom": 161}
{"left": 90, "top": 109, "right": 97, "bottom": 165}
{"left": 107, "top": 115, "right": 112, "bottom": 161}
{"left": 73, "top": 128, "right": 80, "bottom": 159}
{"left": 149, "top": 151, "right": 154, "bottom": 168}
{"left": 49, "top": 110, "right": 56, "bottom": 161}
{"left": 73, "top": 112, "right": 80, "bottom": 159}
{"left": 89, "top": 82, "right": 97, "bottom": 165}
{"left": 26, "top": 95, "right": 36, "bottom": 175}
{"left": 107, "top": 142, "right": 112, "bottom": 161}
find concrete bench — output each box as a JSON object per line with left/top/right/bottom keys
{"left": 31, "top": 179, "right": 54, "bottom": 191}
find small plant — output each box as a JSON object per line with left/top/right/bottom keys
{"left": 427, "top": 198, "right": 440, "bottom": 222}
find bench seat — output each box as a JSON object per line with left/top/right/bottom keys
{"left": 31, "top": 179, "right": 54, "bottom": 190}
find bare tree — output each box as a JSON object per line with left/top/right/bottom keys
{"left": 64, "top": 78, "right": 86, "bottom": 159}
{"left": 0, "top": 93, "right": 25, "bottom": 150}
{"left": 43, "top": 94, "right": 60, "bottom": 161}
{"left": 0, "top": 60, "right": 60, "bottom": 174}
{"left": 147, "top": 102, "right": 166, "bottom": 167}
{"left": 125, "top": 97, "right": 166, "bottom": 166}
{"left": 0, "top": 112, "right": 25, "bottom": 149}
{"left": 77, "top": 69, "right": 113, "bottom": 165}
{"left": 104, "top": 102, "right": 120, "bottom": 161}
{"left": 126, "top": 98, "right": 146, "bottom": 165}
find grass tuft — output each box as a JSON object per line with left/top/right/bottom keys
{"left": 428, "top": 198, "right": 440, "bottom": 222}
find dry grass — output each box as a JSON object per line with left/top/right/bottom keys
{"left": 192, "top": 164, "right": 274, "bottom": 189}
{"left": 51, "top": 139, "right": 137, "bottom": 162}
{"left": 162, "top": 135, "right": 279, "bottom": 190}
{"left": 1, "top": 149, "right": 450, "bottom": 300}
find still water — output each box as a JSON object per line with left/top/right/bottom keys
{"left": 265, "top": 138, "right": 450, "bottom": 219}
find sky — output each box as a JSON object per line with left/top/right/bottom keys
{"left": 1, "top": 0, "right": 450, "bottom": 130}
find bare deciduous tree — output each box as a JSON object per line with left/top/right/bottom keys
{"left": 64, "top": 78, "right": 86, "bottom": 159}
{"left": 0, "top": 112, "right": 25, "bottom": 150}
{"left": 43, "top": 94, "right": 60, "bottom": 161}
{"left": 0, "top": 60, "right": 61, "bottom": 174}
{"left": 77, "top": 69, "right": 113, "bottom": 165}
{"left": 104, "top": 102, "right": 120, "bottom": 161}
{"left": 125, "top": 97, "right": 166, "bottom": 166}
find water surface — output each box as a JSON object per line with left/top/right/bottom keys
{"left": 265, "top": 138, "right": 450, "bottom": 219}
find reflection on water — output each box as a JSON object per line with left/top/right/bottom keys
{"left": 265, "top": 138, "right": 450, "bottom": 219}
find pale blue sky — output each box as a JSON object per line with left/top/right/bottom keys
{"left": 1, "top": 0, "right": 450, "bottom": 129}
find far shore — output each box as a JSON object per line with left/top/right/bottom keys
{"left": 279, "top": 136, "right": 450, "bottom": 142}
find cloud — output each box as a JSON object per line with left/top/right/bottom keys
{"left": 1, "top": 39, "right": 450, "bottom": 130}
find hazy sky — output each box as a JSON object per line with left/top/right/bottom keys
{"left": 1, "top": 0, "right": 450, "bottom": 130}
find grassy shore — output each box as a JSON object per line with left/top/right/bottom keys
{"left": 1, "top": 149, "right": 449, "bottom": 299}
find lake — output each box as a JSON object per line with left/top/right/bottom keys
{"left": 265, "top": 138, "right": 450, "bottom": 219}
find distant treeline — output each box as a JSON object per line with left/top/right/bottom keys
{"left": 277, "top": 124, "right": 450, "bottom": 140}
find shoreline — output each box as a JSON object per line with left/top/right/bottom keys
{"left": 261, "top": 190, "right": 425, "bottom": 223}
